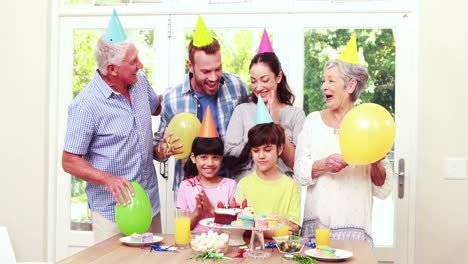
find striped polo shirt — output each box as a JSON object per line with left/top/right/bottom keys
{"left": 154, "top": 72, "right": 248, "bottom": 193}
{"left": 64, "top": 70, "right": 160, "bottom": 222}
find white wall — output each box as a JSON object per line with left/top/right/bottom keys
{"left": 2, "top": 0, "right": 468, "bottom": 262}
{"left": 417, "top": 0, "right": 468, "bottom": 263}
{"left": 0, "top": 0, "right": 49, "bottom": 262}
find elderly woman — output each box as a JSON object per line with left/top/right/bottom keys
{"left": 294, "top": 58, "right": 393, "bottom": 245}
{"left": 224, "top": 52, "right": 305, "bottom": 181}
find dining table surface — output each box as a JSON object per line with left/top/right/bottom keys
{"left": 58, "top": 233, "right": 379, "bottom": 264}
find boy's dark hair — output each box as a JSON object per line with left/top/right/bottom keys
{"left": 183, "top": 137, "right": 224, "bottom": 178}
{"left": 247, "top": 123, "right": 285, "bottom": 149}
{"left": 225, "top": 123, "right": 285, "bottom": 171}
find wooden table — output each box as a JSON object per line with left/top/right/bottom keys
{"left": 58, "top": 234, "right": 378, "bottom": 264}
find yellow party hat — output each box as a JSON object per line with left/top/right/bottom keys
{"left": 193, "top": 16, "right": 214, "bottom": 47}
{"left": 339, "top": 32, "right": 358, "bottom": 64}
{"left": 198, "top": 106, "right": 219, "bottom": 138}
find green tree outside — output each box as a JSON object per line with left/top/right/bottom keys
{"left": 71, "top": 29, "right": 155, "bottom": 228}
{"left": 303, "top": 29, "right": 395, "bottom": 116}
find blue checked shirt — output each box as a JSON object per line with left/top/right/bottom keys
{"left": 154, "top": 73, "right": 248, "bottom": 193}
{"left": 64, "top": 71, "right": 160, "bottom": 222}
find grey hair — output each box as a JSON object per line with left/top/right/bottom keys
{"left": 94, "top": 37, "right": 131, "bottom": 75}
{"left": 324, "top": 59, "right": 369, "bottom": 102}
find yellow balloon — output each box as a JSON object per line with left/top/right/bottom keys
{"left": 167, "top": 112, "right": 201, "bottom": 160}
{"left": 339, "top": 103, "right": 395, "bottom": 165}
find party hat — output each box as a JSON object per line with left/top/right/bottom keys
{"left": 255, "top": 96, "right": 274, "bottom": 124}
{"left": 338, "top": 32, "right": 358, "bottom": 64}
{"left": 257, "top": 29, "right": 274, "bottom": 54}
{"left": 193, "top": 16, "right": 214, "bottom": 47}
{"left": 198, "top": 106, "right": 219, "bottom": 138}
{"left": 104, "top": 9, "right": 127, "bottom": 44}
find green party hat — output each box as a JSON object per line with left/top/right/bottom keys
{"left": 193, "top": 16, "right": 214, "bottom": 47}
{"left": 104, "top": 9, "right": 127, "bottom": 44}
{"left": 255, "top": 96, "right": 274, "bottom": 124}
{"left": 338, "top": 32, "right": 358, "bottom": 64}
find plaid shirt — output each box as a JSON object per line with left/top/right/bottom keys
{"left": 64, "top": 71, "right": 160, "bottom": 222}
{"left": 154, "top": 73, "right": 248, "bottom": 192}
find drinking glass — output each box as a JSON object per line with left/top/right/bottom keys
{"left": 174, "top": 209, "right": 191, "bottom": 248}
{"left": 274, "top": 218, "right": 289, "bottom": 237}
{"left": 315, "top": 216, "right": 330, "bottom": 249}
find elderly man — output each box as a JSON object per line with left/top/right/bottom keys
{"left": 62, "top": 11, "right": 162, "bottom": 243}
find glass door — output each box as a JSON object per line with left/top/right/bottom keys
{"left": 55, "top": 14, "right": 170, "bottom": 260}
{"left": 289, "top": 13, "right": 415, "bottom": 263}
{"left": 164, "top": 14, "right": 289, "bottom": 234}
{"left": 53, "top": 11, "right": 416, "bottom": 264}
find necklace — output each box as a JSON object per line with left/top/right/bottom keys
{"left": 328, "top": 110, "right": 342, "bottom": 135}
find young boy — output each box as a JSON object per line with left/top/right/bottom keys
{"left": 236, "top": 123, "right": 301, "bottom": 237}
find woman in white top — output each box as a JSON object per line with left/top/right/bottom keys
{"left": 294, "top": 58, "right": 393, "bottom": 245}
{"left": 224, "top": 52, "right": 305, "bottom": 181}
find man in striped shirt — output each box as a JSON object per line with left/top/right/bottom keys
{"left": 153, "top": 37, "right": 248, "bottom": 198}
{"left": 62, "top": 36, "right": 162, "bottom": 244}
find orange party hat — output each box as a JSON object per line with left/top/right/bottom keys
{"left": 198, "top": 106, "right": 219, "bottom": 138}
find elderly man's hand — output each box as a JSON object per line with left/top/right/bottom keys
{"left": 103, "top": 175, "right": 134, "bottom": 206}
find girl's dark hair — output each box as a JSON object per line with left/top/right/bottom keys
{"left": 225, "top": 123, "right": 285, "bottom": 170}
{"left": 248, "top": 52, "right": 295, "bottom": 105}
{"left": 183, "top": 137, "right": 224, "bottom": 178}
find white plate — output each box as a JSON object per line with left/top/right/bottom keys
{"left": 119, "top": 235, "right": 163, "bottom": 247}
{"left": 199, "top": 218, "right": 240, "bottom": 230}
{"left": 304, "top": 248, "right": 353, "bottom": 261}
{"left": 199, "top": 218, "right": 284, "bottom": 231}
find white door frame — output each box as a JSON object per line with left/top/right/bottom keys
{"left": 289, "top": 12, "right": 417, "bottom": 263}
{"left": 49, "top": 7, "right": 417, "bottom": 263}
{"left": 51, "top": 14, "right": 170, "bottom": 261}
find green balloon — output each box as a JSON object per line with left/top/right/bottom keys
{"left": 115, "top": 182, "right": 152, "bottom": 236}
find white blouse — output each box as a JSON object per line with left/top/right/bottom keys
{"left": 294, "top": 111, "right": 393, "bottom": 244}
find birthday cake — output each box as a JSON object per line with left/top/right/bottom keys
{"left": 213, "top": 199, "right": 242, "bottom": 225}
{"left": 212, "top": 198, "right": 280, "bottom": 229}
{"left": 316, "top": 247, "right": 337, "bottom": 257}
{"left": 130, "top": 232, "right": 153, "bottom": 243}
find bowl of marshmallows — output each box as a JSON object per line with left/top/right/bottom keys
{"left": 190, "top": 230, "right": 230, "bottom": 254}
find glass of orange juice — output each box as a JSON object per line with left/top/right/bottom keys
{"left": 274, "top": 218, "right": 290, "bottom": 237}
{"left": 315, "top": 216, "right": 330, "bottom": 249}
{"left": 174, "top": 209, "right": 191, "bottom": 248}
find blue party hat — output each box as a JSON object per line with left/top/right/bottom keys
{"left": 255, "top": 96, "right": 273, "bottom": 124}
{"left": 104, "top": 9, "right": 127, "bottom": 44}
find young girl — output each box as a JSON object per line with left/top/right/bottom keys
{"left": 236, "top": 123, "right": 301, "bottom": 237}
{"left": 176, "top": 137, "right": 237, "bottom": 232}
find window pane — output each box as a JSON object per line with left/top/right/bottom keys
{"left": 184, "top": 28, "right": 267, "bottom": 89}
{"left": 64, "top": 0, "right": 165, "bottom": 6}
{"left": 303, "top": 28, "right": 395, "bottom": 116}
{"left": 64, "top": 0, "right": 94, "bottom": 5}
{"left": 70, "top": 28, "right": 156, "bottom": 231}
{"left": 303, "top": 28, "right": 395, "bottom": 246}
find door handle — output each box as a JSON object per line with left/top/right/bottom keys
{"left": 159, "top": 160, "right": 169, "bottom": 179}
{"left": 398, "top": 158, "right": 405, "bottom": 198}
